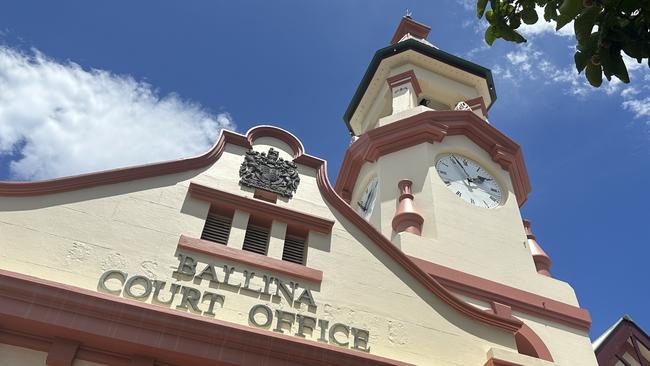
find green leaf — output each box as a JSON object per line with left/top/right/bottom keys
{"left": 521, "top": 7, "right": 539, "bottom": 24}
{"left": 543, "top": 2, "right": 558, "bottom": 21}
{"left": 574, "top": 51, "right": 589, "bottom": 72}
{"left": 477, "top": 0, "right": 489, "bottom": 18}
{"left": 485, "top": 25, "right": 498, "bottom": 45}
{"left": 585, "top": 63, "right": 603, "bottom": 87}
{"left": 610, "top": 51, "right": 630, "bottom": 83}
{"left": 556, "top": 0, "right": 584, "bottom": 30}
{"left": 574, "top": 7, "right": 598, "bottom": 41}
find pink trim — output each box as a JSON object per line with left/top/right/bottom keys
{"left": 523, "top": 219, "right": 552, "bottom": 277}
{"left": 177, "top": 235, "right": 323, "bottom": 283}
{"left": 0, "top": 130, "right": 251, "bottom": 197}
{"left": 390, "top": 16, "right": 432, "bottom": 44}
{"left": 391, "top": 179, "right": 424, "bottom": 235}
{"left": 409, "top": 255, "right": 591, "bottom": 331}
{"left": 0, "top": 125, "right": 536, "bottom": 333}
{"left": 386, "top": 70, "right": 422, "bottom": 96}
{"left": 334, "top": 110, "right": 532, "bottom": 207}
{"left": 0, "top": 269, "right": 414, "bottom": 366}
{"left": 515, "top": 324, "right": 554, "bottom": 362}
{"left": 465, "top": 96, "right": 489, "bottom": 118}
{"left": 46, "top": 338, "right": 79, "bottom": 366}
{"left": 246, "top": 125, "right": 305, "bottom": 158}
{"left": 189, "top": 182, "right": 334, "bottom": 234}
{"left": 484, "top": 358, "right": 524, "bottom": 366}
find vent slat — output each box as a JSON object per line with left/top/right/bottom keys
{"left": 242, "top": 225, "right": 269, "bottom": 255}
{"left": 282, "top": 235, "right": 306, "bottom": 264}
{"left": 200, "top": 213, "right": 232, "bottom": 245}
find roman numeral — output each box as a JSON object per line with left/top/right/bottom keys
{"left": 456, "top": 191, "right": 462, "bottom": 197}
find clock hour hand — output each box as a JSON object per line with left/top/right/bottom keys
{"left": 451, "top": 155, "right": 473, "bottom": 183}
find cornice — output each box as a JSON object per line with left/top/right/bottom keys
{"left": 334, "top": 110, "right": 532, "bottom": 207}
{"left": 0, "top": 124, "right": 525, "bottom": 334}
{"left": 188, "top": 182, "right": 334, "bottom": 234}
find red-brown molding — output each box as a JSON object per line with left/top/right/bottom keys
{"left": 46, "top": 338, "right": 79, "bottom": 366}
{"left": 0, "top": 269, "right": 414, "bottom": 366}
{"left": 465, "top": 96, "right": 489, "bottom": 119}
{"left": 178, "top": 235, "right": 323, "bottom": 283}
{"left": 390, "top": 16, "right": 432, "bottom": 44}
{"left": 515, "top": 324, "right": 554, "bottom": 362}
{"left": 188, "top": 182, "right": 334, "bottom": 234}
{"left": 391, "top": 179, "right": 424, "bottom": 235}
{"left": 247, "top": 125, "right": 305, "bottom": 158}
{"left": 523, "top": 219, "right": 552, "bottom": 277}
{"left": 0, "top": 130, "right": 251, "bottom": 197}
{"left": 409, "top": 255, "right": 592, "bottom": 331}
{"left": 0, "top": 124, "right": 525, "bottom": 334}
{"left": 334, "top": 110, "right": 532, "bottom": 206}
{"left": 484, "top": 358, "right": 525, "bottom": 366}
{"left": 595, "top": 317, "right": 650, "bottom": 366}
{"left": 386, "top": 70, "right": 423, "bottom": 96}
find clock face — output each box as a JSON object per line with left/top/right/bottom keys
{"left": 435, "top": 154, "right": 503, "bottom": 209}
{"left": 356, "top": 177, "right": 379, "bottom": 219}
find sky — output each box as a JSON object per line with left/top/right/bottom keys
{"left": 0, "top": 1, "right": 648, "bottom": 340}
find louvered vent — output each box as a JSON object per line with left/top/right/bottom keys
{"left": 282, "top": 235, "right": 306, "bottom": 265}
{"left": 242, "top": 225, "right": 269, "bottom": 255}
{"left": 200, "top": 213, "right": 232, "bottom": 245}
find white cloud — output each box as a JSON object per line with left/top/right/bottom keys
{"left": 622, "top": 97, "right": 650, "bottom": 122}
{"left": 0, "top": 46, "right": 234, "bottom": 180}
{"left": 518, "top": 7, "right": 575, "bottom": 38}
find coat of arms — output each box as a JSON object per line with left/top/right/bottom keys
{"left": 239, "top": 148, "right": 300, "bottom": 198}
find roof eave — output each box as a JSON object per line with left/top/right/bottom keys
{"left": 343, "top": 39, "right": 497, "bottom": 135}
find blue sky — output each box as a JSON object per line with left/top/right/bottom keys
{"left": 0, "top": 1, "right": 648, "bottom": 339}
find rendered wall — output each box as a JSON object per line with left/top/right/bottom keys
{"left": 0, "top": 134, "right": 597, "bottom": 366}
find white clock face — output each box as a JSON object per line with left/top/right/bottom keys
{"left": 435, "top": 154, "right": 503, "bottom": 209}
{"left": 356, "top": 177, "right": 379, "bottom": 219}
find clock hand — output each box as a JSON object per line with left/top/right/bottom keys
{"left": 451, "top": 155, "right": 474, "bottom": 183}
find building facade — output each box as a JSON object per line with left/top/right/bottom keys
{"left": 0, "top": 17, "right": 598, "bottom": 366}
{"left": 594, "top": 316, "right": 650, "bottom": 366}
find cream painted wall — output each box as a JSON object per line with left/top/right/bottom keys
{"left": 0, "top": 344, "right": 106, "bottom": 366}
{"left": 357, "top": 62, "right": 485, "bottom": 135}
{"left": 0, "top": 135, "right": 595, "bottom": 366}
{"left": 350, "top": 129, "right": 579, "bottom": 306}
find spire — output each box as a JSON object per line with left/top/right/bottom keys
{"left": 390, "top": 16, "right": 432, "bottom": 45}
{"left": 392, "top": 180, "right": 424, "bottom": 235}
{"left": 523, "top": 219, "right": 552, "bottom": 277}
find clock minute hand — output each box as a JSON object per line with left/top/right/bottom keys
{"left": 451, "top": 155, "right": 473, "bottom": 182}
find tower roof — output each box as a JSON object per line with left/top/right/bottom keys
{"left": 343, "top": 18, "right": 497, "bottom": 134}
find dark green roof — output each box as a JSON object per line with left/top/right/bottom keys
{"left": 343, "top": 39, "right": 497, "bottom": 134}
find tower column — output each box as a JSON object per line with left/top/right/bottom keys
{"left": 391, "top": 179, "right": 424, "bottom": 235}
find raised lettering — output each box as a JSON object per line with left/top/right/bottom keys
{"left": 98, "top": 270, "right": 127, "bottom": 295}
{"left": 249, "top": 304, "right": 273, "bottom": 327}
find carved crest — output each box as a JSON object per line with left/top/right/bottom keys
{"left": 239, "top": 148, "right": 300, "bottom": 198}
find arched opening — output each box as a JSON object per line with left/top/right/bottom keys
{"left": 515, "top": 324, "right": 554, "bottom": 362}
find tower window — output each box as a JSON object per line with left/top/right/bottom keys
{"left": 201, "top": 211, "right": 233, "bottom": 245}
{"left": 242, "top": 224, "right": 270, "bottom": 255}
{"left": 282, "top": 235, "right": 307, "bottom": 264}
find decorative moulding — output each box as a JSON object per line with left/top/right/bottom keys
{"left": 408, "top": 255, "right": 591, "bottom": 332}
{"left": 177, "top": 235, "right": 323, "bottom": 283}
{"left": 386, "top": 70, "right": 422, "bottom": 96}
{"left": 523, "top": 219, "right": 552, "bottom": 277}
{"left": 0, "top": 124, "right": 534, "bottom": 334}
{"left": 239, "top": 147, "right": 301, "bottom": 198}
{"left": 390, "top": 16, "right": 432, "bottom": 44}
{"left": 334, "top": 110, "right": 532, "bottom": 206}
{"left": 391, "top": 179, "right": 424, "bottom": 235}
{"left": 0, "top": 269, "right": 414, "bottom": 366}
{"left": 188, "top": 182, "right": 333, "bottom": 234}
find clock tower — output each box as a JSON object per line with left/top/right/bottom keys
{"left": 335, "top": 16, "right": 570, "bottom": 302}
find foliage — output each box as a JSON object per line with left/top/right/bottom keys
{"left": 476, "top": 0, "right": 650, "bottom": 86}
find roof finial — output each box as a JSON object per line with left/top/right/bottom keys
{"left": 405, "top": 8, "right": 413, "bottom": 18}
